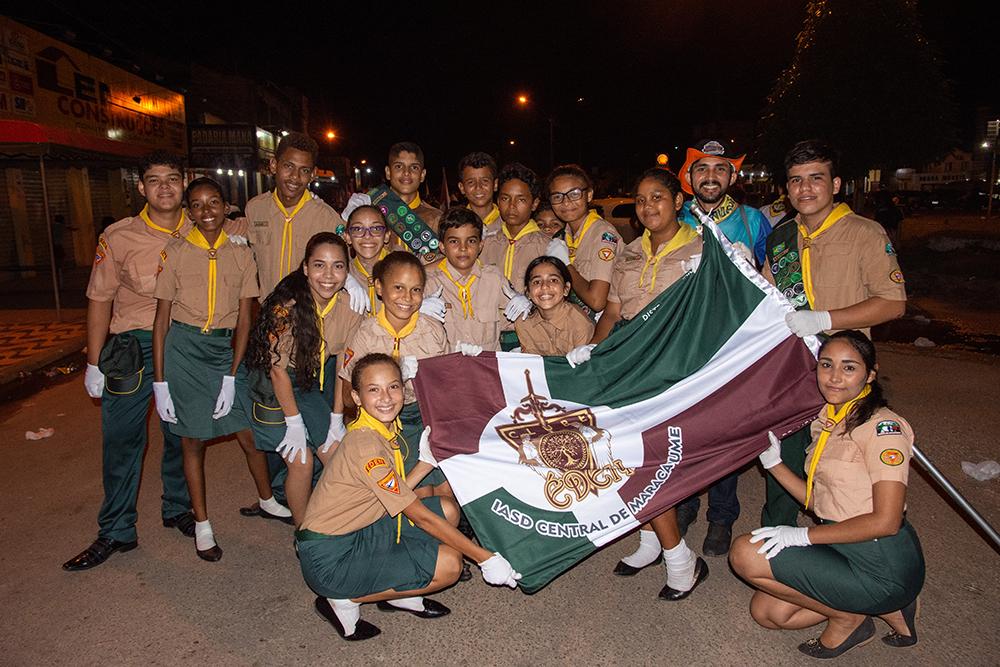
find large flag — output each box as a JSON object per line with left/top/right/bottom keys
{"left": 413, "top": 225, "right": 823, "bottom": 593}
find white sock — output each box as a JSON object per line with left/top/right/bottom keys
{"left": 621, "top": 529, "right": 661, "bottom": 568}
{"left": 387, "top": 596, "right": 425, "bottom": 612}
{"left": 663, "top": 539, "right": 697, "bottom": 591}
{"left": 194, "top": 520, "right": 216, "bottom": 551}
{"left": 330, "top": 599, "right": 360, "bottom": 635}
{"left": 259, "top": 496, "right": 292, "bottom": 517}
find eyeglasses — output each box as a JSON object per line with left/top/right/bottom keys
{"left": 549, "top": 187, "right": 588, "bottom": 205}
{"left": 347, "top": 225, "right": 387, "bottom": 237}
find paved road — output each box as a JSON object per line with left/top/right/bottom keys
{"left": 2, "top": 345, "right": 997, "bottom": 666}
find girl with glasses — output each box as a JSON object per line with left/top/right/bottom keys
{"left": 344, "top": 205, "right": 392, "bottom": 317}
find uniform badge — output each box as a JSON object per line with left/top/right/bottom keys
{"left": 343, "top": 347, "right": 354, "bottom": 365}
{"left": 598, "top": 248, "right": 615, "bottom": 262}
{"left": 364, "top": 457, "right": 387, "bottom": 475}
{"left": 771, "top": 242, "right": 786, "bottom": 255}
{"left": 601, "top": 232, "right": 618, "bottom": 244}
{"left": 377, "top": 470, "right": 400, "bottom": 494}
{"left": 252, "top": 220, "right": 268, "bottom": 227}
{"left": 876, "top": 420, "right": 902, "bottom": 436}
{"left": 889, "top": 270, "right": 905, "bottom": 284}
{"left": 94, "top": 248, "right": 106, "bottom": 265}
{"left": 885, "top": 242, "right": 896, "bottom": 255}
{"left": 880, "top": 448, "right": 905, "bottom": 466}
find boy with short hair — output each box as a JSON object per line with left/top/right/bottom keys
{"left": 378, "top": 142, "right": 442, "bottom": 258}
{"left": 457, "top": 152, "right": 500, "bottom": 235}
{"left": 480, "top": 163, "right": 550, "bottom": 293}
{"left": 425, "top": 208, "right": 524, "bottom": 352}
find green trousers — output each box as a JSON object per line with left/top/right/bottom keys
{"left": 97, "top": 329, "right": 191, "bottom": 542}
{"left": 761, "top": 426, "right": 812, "bottom": 527}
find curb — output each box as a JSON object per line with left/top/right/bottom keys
{"left": 0, "top": 335, "right": 88, "bottom": 387}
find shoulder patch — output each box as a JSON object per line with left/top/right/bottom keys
{"left": 364, "top": 456, "right": 387, "bottom": 475}
{"left": 598, "top": 248, "right": 616, "bottom": 262}
{"left": 885, "top": 242, "right": 896, "bottom": 255}
{"left": 98, "top": 236, "right": 109, "bottom": 251}
{"left": 94, "top": 248, "right": 106, "bottom": 266}
{"left": 601, "top": 231, "right": 618, "bottom": 244}
{"left": 343, "top": 347, "right": 354, "bottom": 365}
{"left": 876, "top": 419, "right": 902, "bottom": 436}
{"left": 376, "top": 469, "right": 400, "bottom": 494}
{"left": 889, "top": 269, "right": 904, "bottom": 284}
{"left": 880, "top": 448, "right": 905, "bottom": 466}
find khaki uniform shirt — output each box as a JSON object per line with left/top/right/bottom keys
{"left": 269, "top": 295, "right": 364, "bottom": 370}
{"left": 340, "top": 314, "right": 449, "bottom": 403}
{"left": 425, "top": 261, "right": 510, "bottom": 351}
{"left": 515, "top": 301, "right": 594, "bottom": 355}
{"left": 86, "top": 214, "right": 193, "bottom": 334}
{"left": 228, "top": 193, "right": 345, "bottom": 298}
{"left": 568, "top": 216, "right": 624, "bottom": 284}
{"left": 300, "top": 428, "right": 416, "bottom": 535}
{"left": 806, "top": 407, "right": 913, "bottom": 522}
{"left": 480, "top": 225, "right": 551, "bottom": 293}
{"left": 153, "top": 236, "right": 258, "bottom": 330}
{"left": 476, "top": 204, "right": 502, "bottom": 237}
{"left": 608, "top": 234, "right": 703, "bottom": 320}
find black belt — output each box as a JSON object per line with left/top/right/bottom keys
{"left": 171, "top": 320, "right": 233, "bottom": 337}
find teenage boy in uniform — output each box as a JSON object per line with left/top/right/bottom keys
{"left": 457, "top": 152, "right": 501, "bottom": 236}
{"left": 383, "top": 142, "right": 443, "bottom": 257}
{"left": 65, "top": 152, "right": 195, "bottom": 571}
{"left": 761, "top": 139, "right": 906, "bottom": 527}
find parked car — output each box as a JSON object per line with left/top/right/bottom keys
{"left": 592, "top": 197, "right": 639, "bottom": 243}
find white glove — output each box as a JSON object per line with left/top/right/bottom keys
{"left": 749, "top": 525, "right": 811, "bottom": 560}
{"left": 212, "top": 374, "right": 236, "bottom": 420}
{"left": 319, "top": 413, "right": 345, "bottom": 454}
{"left": 340, "top": 192, "right": 372, "bottom": 221}
{"left": 228, "top": 234, "right": 248, "bottom": 246}
{"left": 418, "top": 426, "right": 437, "bottom": 467}
{"left": 502, "top": 283, "right": 533, "bottom": 321}
{"left": 456, "top": 342, "right": 483, "bottom": 356}
{"left": 479, "top": 552, "right": 521, "bottom": 588}
{"left": 152, "top": 381, "right": 177, "bottom": 423}
{"left": 566, "top": 344, "right": 596, "bottom": 369}
{"left": 420, "top": 286, "right": 446, "bottom": 322}
{"left": 732, "top": 242, "right": 753, "bottom": 263}
{"left": 760, "top": 431, "right": 783, "bottom": 470}
{"left": 784, "top": 310, "right": 832, "bottom": 337}
{"left": 344, "top": 273, "right": 370, "bottom": 315}
{"left": 545, "top": 238, "right": 570, "bottom": 265}
{"left": 277, "top": 413, "right": 308, "bottom": 465}
{"left": 84, "top": 363, "right": 105, "bottom": 398}
{"left": 681, "top": 253, "right": 702, "bottom": 274}
{"left": 399, "top": 355, "right": 419, "bottom": 382}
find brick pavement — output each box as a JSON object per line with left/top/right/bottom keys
{"left": 0, "top": 309, "right": 87, "bottom": 385}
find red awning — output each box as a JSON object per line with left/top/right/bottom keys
{"left": 0, "top": 119, "right": 150, "bottom": 159}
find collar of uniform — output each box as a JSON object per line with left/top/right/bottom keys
{"left": 408, "top": 192, "right": 422, "bottom": 210}
{"left": 537, "top": 301, "right": 574, "bottom": 331}
{"left": 348, "top": 407, "right": 401, "bottom": 445}
{"left": 502, "top": 219, "right": 541, "bottom": 241}
{"left": 440, "top": 258, "right": 481, "bottom": 283}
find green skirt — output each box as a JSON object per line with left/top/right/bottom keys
{"left": 296, "top": 496, "right": 444, "bottom": 599}
{"left": 499, "top": 330, "right": 520, "bottom": 352}
{"left": 770, "top": 519, "right": 925, "bottom": 615}
{"left": 164, "top": 323, "right": 249, "bottom": 439}
{"left": 400, "top": 402, "right": 445, "bottom": 487}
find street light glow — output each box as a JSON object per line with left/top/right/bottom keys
{"left": 326, "top": 130, "right": 336, "bottom": 140}
{"left": 509, "top": 139, "right": 516, "bottom": 145}
{"left": 516, "top": 94, "right": 528, "bottom": 105}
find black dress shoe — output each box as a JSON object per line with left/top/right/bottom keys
{"left": 702, "top": 522, "right": 732, "bottom": 557}
{"left": 196, "top": 542, "right": 223, "bottom": 562}
{"left": 658, "top": 557, "right": 709, "bottom": 601}
{"left": 676, "top": 505, "right": 697, "bottom": 538}
{"left": 882, "top": 597, "right": 919, "bottom": 647}
{"left": 163, "top": 511, "right": 196, "bottom": 537}
{"left": 613, "top": 553, "right": 663, "bottom": 576}
{"left": 459, "top": 561, "right": 472, "bottom": 581}
{"left": 239, "top": 502, "right": 294, "bottom": 525}
{"left": 376, "top": 598, "right": 451, "bottom": 618}
{"left": 62, "top": 537, "right": 138, "bottom": 571}
{"left": 799, "top": 616, "right": 876, "bottom": 658}
{"left": 314, "top": 597, "right": 381, "bottom": 641}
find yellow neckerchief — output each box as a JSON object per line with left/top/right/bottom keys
{"left": 564, "top": 210, "right": 601, "bottom": 264}
{"left": 408, "top": 192, "right": 422, "bottom": 210}
{"left": 797, "top": 203, "right": 852, "bottom": 308}
{"left": 140, "top": 204, "right": 184, "bottom": 237}
{"left": 272, "top": 189, "right": 311, "bottom": 281}
{"left": 470, "top": 203, "right": 500, "bottom": 228}
{"left": 438, "top": 259, "right": 478, "bottom": 319}
{"left": 698, "top": 194, "right": 739, "bottom": 223}
{"left": 184, "top": 227, "right": 229, "bottom": 332}
{"left": 500, "top": 219, "right": 542, "bottom": 280}
{"left": 314, "top": 293, "right": 338, "bottom": 390}
{"left": 348, "top": 408, "right": 411, "bottom": 542}
{"left": 353, "top": 249, "right": 389, "bottom": 317}
{"left": 376, "top": 307, "right": 420, "bottom": 359}
{"left": 804, "top": 383, "right": 871, "bottom": 510}
{"left": 638, "top": 223, "right": 699, "bottom": 293}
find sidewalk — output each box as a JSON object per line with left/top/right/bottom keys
{"left": 0, "top": 308, "right": 87, "bottom": 386}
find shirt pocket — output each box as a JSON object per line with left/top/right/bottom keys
{"left": 124, "top": 259, "right": 157, "bottom": 296}
{"left": 815, "top": 242, "right": 856, "bottom": 288}
{"left": 249, "top": 227, "right": 272, "bottom": 248}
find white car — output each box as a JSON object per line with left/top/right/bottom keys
{"left": 591, "top": 197, "right": 638, "bottom": 243}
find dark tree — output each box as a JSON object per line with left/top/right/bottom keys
{"left": 757, "top": 0, "right": 957, "bottom": 179}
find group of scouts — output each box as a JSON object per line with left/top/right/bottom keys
{"left": 63, "top": 131, "right": 922, "bottom": 658}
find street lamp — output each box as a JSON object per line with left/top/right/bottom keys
{"left": 325, "top": 130, "right": 337, "bottom": 141}
{"left": 514, "top": 93, "right": 555, "bottom": 169}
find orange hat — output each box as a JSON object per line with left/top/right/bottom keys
{"left": 678, "top": 139, "right": 746, "bottom": 195}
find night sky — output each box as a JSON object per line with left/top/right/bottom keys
{"left": 9, "top": 1, "right": 998, "bottom": 176}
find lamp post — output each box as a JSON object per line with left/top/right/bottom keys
{"left": 515, "top": 93, "right": 555, "bottom": 170}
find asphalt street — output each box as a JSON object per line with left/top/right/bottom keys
{"left": 1, "top": 344, "right": 997, "bottom": 666}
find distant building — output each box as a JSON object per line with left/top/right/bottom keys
{"left": 891, "top": 149, "right": 981, "bottom": 191}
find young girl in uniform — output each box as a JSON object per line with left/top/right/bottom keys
{"left": 339, "top": 251, "right": 451, "bottom": 489}
{"left": 730, "top": 331, "right": 924, "bottom": 659}
{"left": 243, "top": 232, "right": 363, "bottom": 526}
{"left": 344, "top": 204, "right": 391, "bottom": 317}
{"left": 298, "top": 353, "right": 519, "bottom": 641}
{"left": 152, "top": 177, "right": 275, "bottom": 561}
{"left": 514, "top": 256, "right": 594, "bottom": 356}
